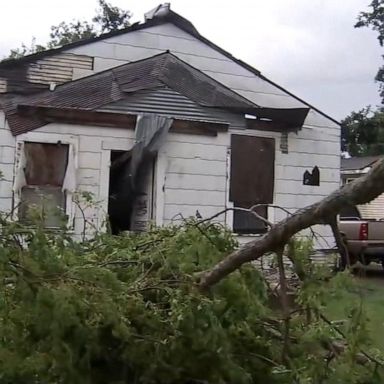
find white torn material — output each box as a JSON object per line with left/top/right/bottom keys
{"left": 12, "top": 142, "right": 26, "bottom": 193}
{"left": 62, "top": 144, "right": 77, "bottom": 193}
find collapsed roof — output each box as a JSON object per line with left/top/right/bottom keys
{"left": 5, "top": 52, "right": 309, "bottom": 135}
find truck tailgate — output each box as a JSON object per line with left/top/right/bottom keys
{"left": 339, "top": 221, "right": 363, "bottom": 239}
{"left": 367, "top": 221, "right": 384, "bottom": 241}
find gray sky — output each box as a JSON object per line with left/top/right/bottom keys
{"left": 0, "top": 0, "right": 382, "bottom": 120}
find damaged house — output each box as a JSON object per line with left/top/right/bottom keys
{"left": 0, "top": 4, "right": 340, "bottom": 246}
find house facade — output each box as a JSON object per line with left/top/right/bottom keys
{"left": 0, "top": 4, "right": 340, "bottom": 247}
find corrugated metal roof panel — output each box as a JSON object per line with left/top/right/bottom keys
{"left": 98, "top": 87, "right": 228, "bottom": 123}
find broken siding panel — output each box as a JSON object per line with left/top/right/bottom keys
{"left": 27, "top": 54, "right": 93, "bottom": 85}
{"left": 3, "top": 54, "right": 93, "bottom": 92}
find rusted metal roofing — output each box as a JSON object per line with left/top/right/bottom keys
{"left": 113, "top": 53, "right": 256, "bottom": 110}
{"left": 6, "top": 52, "right": 309, "bottom": 135}
{"left": 5, "top": 52, "right": 300, "bottom": 135}
{"left": 0, "top": 4, "right": 339, "bottom": 125}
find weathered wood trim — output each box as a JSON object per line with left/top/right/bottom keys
{"left": 246, "top": 119, "right": 299, "bottom": 132}
{"left": 18, "top": 105, "right": 229, "bottom": 136}
{"left": 18, "top": 106, "right": 138, "bottom": 129}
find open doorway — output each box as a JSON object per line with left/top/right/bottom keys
{"left": 108, "top": 150, "right": 155, "bottom": 235}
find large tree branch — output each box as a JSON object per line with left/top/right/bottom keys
{"left": 199, "top": 159, "right": 384, "bottom": 289}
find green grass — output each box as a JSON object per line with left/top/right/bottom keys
{"left": 326, "top": 275, "right": 384, "bottom": 350}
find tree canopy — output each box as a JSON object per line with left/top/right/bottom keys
{"left": 341, "top": 107, "right": 384, "bottom": 156}
{"left": 342, "top": 0, "right": 384, "bottom": 156}
{"left": 6, "top": 0, "right": 131, "bottom": 59}
{"left": 356, "top": 0, "right": 384, "bottom": 103}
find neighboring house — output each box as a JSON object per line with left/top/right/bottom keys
{"left": 0, "top": 4, "right": 340, "bottom": 246}
{"left": 341, "top": 156, "right": 384, "bottom": 219}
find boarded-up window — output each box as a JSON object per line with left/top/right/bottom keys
{"left": 19, "top": 142, "right": 69, "bottom": 227}
{"left": 230, "top": 135, "right": 275, "bottom": 234}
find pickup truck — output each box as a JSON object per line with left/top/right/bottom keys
{"left": 338, "top": 205, "right": 384, "bottom": 267}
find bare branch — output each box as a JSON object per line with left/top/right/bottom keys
{"left": 199, "top": 159, "right": 384, "bottom": 289}
{"left": 328, "top": 215, "right": 351, "bottom": 268}
{"left": 276, "top": 247, "right": 290, "bottom": 362}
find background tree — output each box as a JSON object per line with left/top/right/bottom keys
{"left": 5, "top": 0, "right": 132, "bottom": 59}
{"left": 341, "top": 107, "right": 384, "bottom": 156}
{"left": 356, "top": 0, "right": 384, "bottom": 102}
{"left": 342, "top": 0, "right": 384, "bottom": 156}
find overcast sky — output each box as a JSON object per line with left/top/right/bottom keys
{"left": 0, "top": 0, "right": 382, "bottom": 120}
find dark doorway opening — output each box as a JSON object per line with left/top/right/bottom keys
{"left": 108, "top": 150, "right": 155, "bottom": 235}
{"left": 108, "top": 150, "right": 133, "bottom": 234}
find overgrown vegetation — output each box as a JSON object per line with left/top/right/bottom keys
{"left": 0, "top": 209, "right": 383, "bottom": 383}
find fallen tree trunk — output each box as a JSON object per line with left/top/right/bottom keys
{"left": 199, "top": 159, "right": 384, "bottom": 290}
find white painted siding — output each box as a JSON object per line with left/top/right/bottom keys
{"left": 358, "top": 194, "right": 384, "bottom": 220}
{"left": 161, "top": 131, "right": 228, "bottom": 225}
{"left": 15, "top": 123, "right": 135, "bottom": 236}
{"left": 0, "top": 111, "right": 15, "bottom": 213}
{"left": 6, "top": 118, "right": 338, "bottom": 248}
